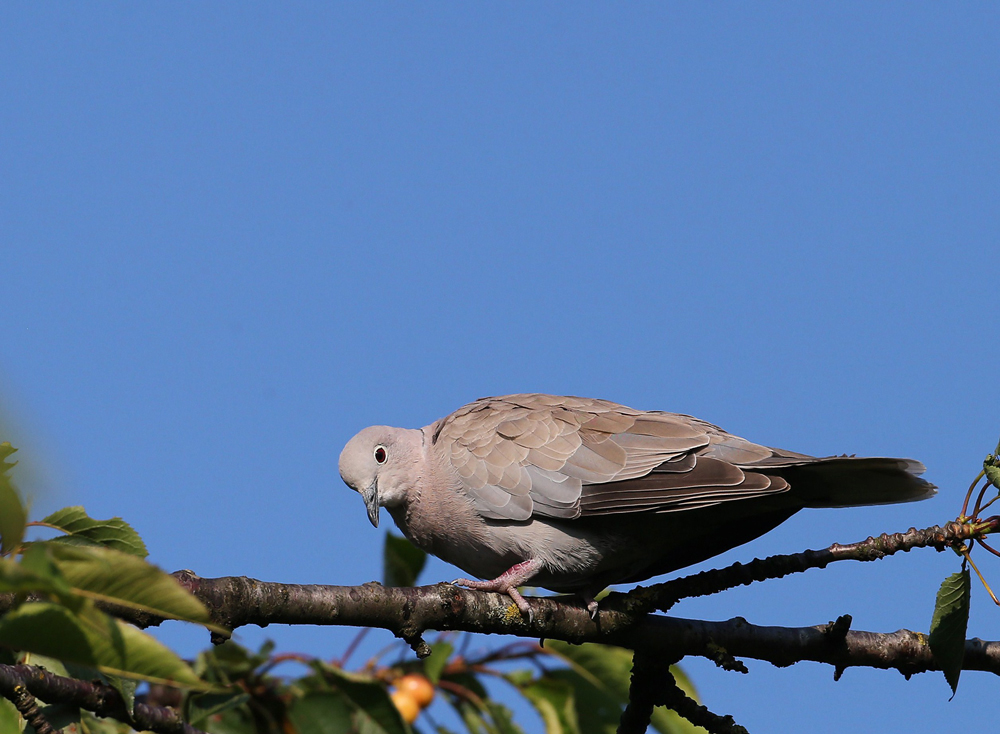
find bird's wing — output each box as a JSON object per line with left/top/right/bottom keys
{"left": 432, "top": 394, "right": 793, "bottom": 521}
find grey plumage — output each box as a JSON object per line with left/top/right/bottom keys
{"left": 338, "top": 394, "right": 935, "bottom": 611}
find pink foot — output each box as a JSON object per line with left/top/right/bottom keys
{"left": 453, "top": 559, "right": 544, "bottom": 615}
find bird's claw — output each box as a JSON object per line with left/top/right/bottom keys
{"left": 453, "top": 577, "right": 532, "bottom": 616}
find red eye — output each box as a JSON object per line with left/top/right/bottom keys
{"left": 374, "top": 446, "right": 387, "bottom": 464}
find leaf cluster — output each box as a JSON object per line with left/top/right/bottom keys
{"left": 0, "top": 444, "right": 226, "bottom": 730}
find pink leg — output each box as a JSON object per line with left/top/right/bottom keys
{"left": 453, "top": 559, "right": 544, "bottom": 615}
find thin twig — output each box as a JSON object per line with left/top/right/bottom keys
{"left": 338, "top": 627, "right": 370, "bottom": 667}
{"left": 976, "top": 539, "right": 1000, "bottom": 558}
{"left": 626, "top": 520, "right": 994, "bottom": 613}
{"left": 973, "top": 482, "right": 992, "bottom": 519}
{"left": 979, "top": 493, "right": 1000, "bottom": 515}
{"left": 961, "top": 471, "right": 986, "bottom": 519}
{"left": 962, "top": 549, "right": 1000, "bottom": 606}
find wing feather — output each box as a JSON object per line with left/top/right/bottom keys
{"left": 435, "top": 394, "right": 794, "bottom": 521}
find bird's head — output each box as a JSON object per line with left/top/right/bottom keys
{"left": 339, "top": 425, "right": 421, "bottom": 528}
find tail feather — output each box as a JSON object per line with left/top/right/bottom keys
{"left": 770, "top": 456, "right": 936, "bottom": 508}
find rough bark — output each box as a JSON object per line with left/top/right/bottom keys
{"left": 0, "top": 663, "right": 205, "bottom": 734}
{"left": 1, "top": 518, "right": 997, "bottom": 732}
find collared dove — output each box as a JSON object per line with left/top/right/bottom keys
{"left": 339, "top": 394, "right": 935, "bottom": 613}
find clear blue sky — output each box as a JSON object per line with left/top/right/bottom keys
{"left": 2, "top": 4, "right": 998, "bottom": 732}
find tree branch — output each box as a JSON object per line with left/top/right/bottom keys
{"left": 1, "top": 518, "right": 997, "bottom": 731}
{"left": 0, "top": 663, "right": 206, "bottom": 734}
{"left": 626, "top": 519, "right": 996, "bottom": 613}
{"left": 619, "top": 651, "right": 747, "bottom": 734}
{"left": 0, "top": 675, "right": 55, "bottom": 734}
{"left": 124, "top": 570, "right": 1000, "bottom": 678}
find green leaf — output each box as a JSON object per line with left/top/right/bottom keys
{"left": 2, "top": 542, "right": 221, "bottom": 632}
{"left": 41, "top": 506, "right": 148, "bottom": 558}
{"left": 194, "top": 639, "right": 275, "bottom": 689}
{"left": 985, "top": 464, "right": 1000, "bottom": 491}
{"left": 384, "top": 532, "right": 427, "bottom": 588}
{"left": 543, "top": 641, "right": 704, "bottom": 734}
{"left": 0, "top": 601, "right": 208, "bottom": 688}
{"left": 0, "top": 697, "right": 21, "bottom": 734}
{"left": 186, "top": 690, "right": 252, "bottom": 725}
{"left": 104, "top": 673, "right": 138, "bottom": 716}
{"left": 484, "top": 701, "right": 524, "bottom": 734}
{"left": 440, "top": 671, "right": 488, "bottom": 700}
{"left": 45, "top": 542, "right": 219, "bottom": 630}
{"left": 0, "top": 443, "right": 26, "bottom": 555}
{"left": 455, "top": 700, "right": 494, "bottom": 734}
{"left": 288, "top": 690, "right": 370, "bottom": 734}
{"left": 0, "top": 550, "right": 70, "bottom": 601}
{"left": 423, "top": 641, "right": 454, "bottom": 684}
{"left": 515, "top": 676, "right": 578, "bottom": 734}
{"left": 200, "top": 707, "right": 258, "bottom": 734}
{"left": 306, "top": 661, "right": 410, "bottom": 734}
{"left": 929, "top": 568, "right": 971, "bottom": 695}
{"left": 546, "top": 670, "right": 620, "bottom": 734}
{"left": 78, "top": 711, "right": 135, "bottom": 734}
{"left": 19, "top": 652, "right": 71, "bottom": 676}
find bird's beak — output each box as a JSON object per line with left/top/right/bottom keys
{"left": 362, "top": 478, "right": 379, "bottom": 528}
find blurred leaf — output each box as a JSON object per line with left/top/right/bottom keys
{"left": 544, "top": 641, "right": 704, "bottom": 734}
{"left": 503, "top": 670, "right": 533, "bottom": 687}
{"left": 45, "top": 542, "right": 219, "bottom": 630}
{"left": 484, "top": 701, "right": 524, "bottom": 734}
{"left": 288, "top": 691, "right": 355, "bottom": 734}
{"left": 384, "top": 532, "right": 427, "bottom": 588}
{"left": 186, "top": 690, "right": 252, "bottom": 725}
{"left": 195, "top": 639, "right": 274, "bottom": 685}
{"left": 2, "top": 542, "right": 220, "bottom": 632}
{"left": 423, "top": 641, "right": 453, "bottom": 684}
{"left": 78, "top": 711, "right": 135, "bottom": 733}
{"left": 455, "top": 700, "right": 494, "bottom": 734}
{"left": 0, "top": 601, "right": 207, "bottom": 688}
{"left": 514, "top": 676, "right": 578, "bottom": 734}
{"left": 0, "top": 697, "right": 21, "bottom": 734}
{"left": 546, "top": 670, "right": 620, "bottom": 734}
{"left": 105, "top": 673, "right": 137, "bottom": 716}
{"left": 200, "top": 707, "right": 259, "bottom": 734}
{"left": 41, "top": 506, "right": 148, "bottom": 557}
{"left": 442, "top": 675, "right": 521, "bottom": 734}
{"left": 305, "top": 661, "right": 410, "bottom": 734}
{"left": 19, "top": 652, "right": 71, "bottom": 676}
{"left": 929, "top": 568, "right": 971, "bottom": 695}
{"left": 0, "top": 442, "right": 26, "bottom": 555}
{"left": 0, "top": 547, "right": 73, "bottom": 602}
{"left": 440, "top": 671, "right": 488, "bottom": 701}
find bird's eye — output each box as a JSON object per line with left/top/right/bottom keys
{"left": 374, "top": 445, "right": 387, "bottom": 464}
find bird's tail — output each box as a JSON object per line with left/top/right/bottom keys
{"left": 768, "top": 456, "right": 936, "bottom": 508}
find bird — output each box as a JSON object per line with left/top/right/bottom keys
{"left": 338, "top": 394, "right": 935, "bottom": 614}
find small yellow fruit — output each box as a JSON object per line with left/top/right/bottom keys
{"left": 390, "top": 689, "right": 420, "bottom": 723}
{"left": 396, "top": 673, "right": 436, "bottom": 707}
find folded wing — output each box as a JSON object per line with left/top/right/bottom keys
{"left": 433, "top": 394, "right": 811, "bottom": 521}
